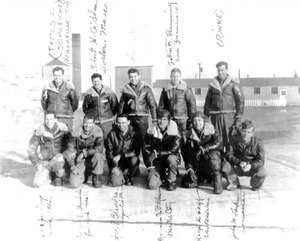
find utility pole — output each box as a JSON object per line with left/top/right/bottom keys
{"left": 198, "top": 63, "right": 202, "bottom": 79}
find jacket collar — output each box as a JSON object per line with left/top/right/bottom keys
{"left": 79, "top": 125, "right": 103, "bottom": 138}
{"left": 209, "top": 75, "right": 238, "bottom": 92}
{"left": 123, "top": 81, "right": 148, "bottom": 97}
{"left": 147, "top": 120, "right": 179, "bottom": 139}
{"left": 187, "top": 122, "right": 215, "bottom": 141}
{"left": 86, "top": 85, "right": 110, "bottom": 97}
{"left": 166, "top": 80, "right": 187, "bottom": 91}
{"left": 45, "top": 80, "right": 75, "bottom": 93}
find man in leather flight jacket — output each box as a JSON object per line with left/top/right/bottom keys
{"left": 41, "top": 67, "right": 79, "bottom": 131}
{"left": 143, "top": 109, "right": 181, "bottom": 191}
{"left": 182, "top": 113, "right": 223, "bottom": 194}
{"left": 118, "top": 68, "right": 157, "bottom": 139}
{"left": 204, "top": 61, "right": 245, "bottom": 150}
{"left": 105, "top": 114, "right": 141, "bottom": 186}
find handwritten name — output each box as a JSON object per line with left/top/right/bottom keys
{"left": 48, "top": 0, "right": 71, "bottom": 64}
{"left": 76, "top": 189, "right": 92, "bottom": 237}
{"left": 230, "top": 191, "right": 246, "bottom": 239}
{"left": 154, "top": 188, "right": 175, "bottom": 241}
{"left": 38, "top": 195, "right": 53, "bottom": 237}
{"left": 110, "top": 186, "right": 128, "bottom": 240}
{"left": 166, "top": 2, "right": 180, "bottom": 66}
{"left": 195, "top": 189, "right": 210, "bottom": 241}
{"left": 213, "top": 10, "right": 224, "bottom": 47}
{"left": 88, "top": 1, "right": 108, "bottom": 73}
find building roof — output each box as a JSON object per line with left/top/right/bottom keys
{"left": 153, "top": 77, "right": 300, "bottom": 88}
{"left": 44, "top": 58, "right": 67, "bottom": 67}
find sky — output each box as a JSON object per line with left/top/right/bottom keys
{"left": 0, "top": 0, "right": 300, "bottom": 86}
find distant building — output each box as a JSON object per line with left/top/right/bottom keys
{"left": 154, "top": 77, "right": 300, "bottom": 106}
{"left": 42, "top": 59, "right": 70, "bottom": 81}
{"left": 115, "top": 66, "right": 153, "bottom": 98}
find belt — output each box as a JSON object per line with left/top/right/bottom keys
{"left": 209, "top": 110, "right": 236, "bottom": 115}
{"left": 172, "top": 116, "right": 188, "bottom": 120}
{"left": 56, "top": 115, "right": 74, "bottom": 119}
{"left": 95, "top": 117, "right": 115, "bottom": 124}
{"left": 128, "top": 113, "right": 149, "bottom": 117}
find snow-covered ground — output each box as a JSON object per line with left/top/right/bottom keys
{"left": 1, "top": 81, "right": 300, "bottom": 240}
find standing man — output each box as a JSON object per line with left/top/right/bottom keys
{"left": 182, "top": 113, "right": 223, "bottom": 194}
{"left": 27, "top": 111, "right": 70, "bottom": 187}
{"left": 143, "top": 109, "right": 181, "bottom": 191}
{"left": 41, "top": 66, "right": 79, "bottom": 131}
{"left": 64, "top": 114, "right": 106, "bottom": 188}
{"left": 158, "top": 68, "right": 196, "bottom": 160}
{"left": 82, "top": 73, "right": 118, "bottom": 139}
{"left": 118, "top": 68, "right": 157, "bottom": 139}
{"left": 105, "top": 114, "right": 141, "bottom": 186}
{"left": 204, "top": 61, "right": 245, "bottom": 149}
{"left": 223, "top": 120, "right": 267, "bottom": 191}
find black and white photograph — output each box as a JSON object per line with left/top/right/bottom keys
{"left": 0, "top": 0, "right": 299, "bottom": 240}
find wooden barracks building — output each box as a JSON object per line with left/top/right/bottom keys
{"left": 153, "top": 76, "right": 300, "bottom": 107}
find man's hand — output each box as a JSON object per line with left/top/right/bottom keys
{"left": 36, "top": 163, "right": 45, "bottom": 171}
{"left": 233, "top": 118, "right": 242, "bottom": 130}
{"left": 113, "top": 155, "right": 121, "bottom": 165}
{"left": 240, "top": 161, "right": 251, "bottom": 172}
{"left": 76, "top": 153, "right": 85, "bottom": 163}
{"left": 195, "top": 146, "right": 205, "bottom": 161}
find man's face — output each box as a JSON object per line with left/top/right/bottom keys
{"left": 241, "top": 127, "right": 254, "bottom": 143}
{"left": 170, "top": 71, "right": 181, "bottom": 86}
{"left": 53, "top": 70, "right": 64, "bottom": 85}
{"left": 117, "top": 117, "right": 130, "bottom": 133}
{"left": 128, "top": 72, "right": 140, "bottom": 86}
{"left": 83, "top": 118, "right": 94, "bottom": 132}
{"left": 193, "top": 117, "right": 204, "bottom": 131}
{"left": 45, "top": 114, "right": 56, "bottom": 129}
{"left": 92, "top": 77, "right": 102, "bottom": 90}
{"left": 158, "top": 117, "right": 169, "bottom": 131}
{"left": 217, "top": 65, "right": 228, "bottom": 81}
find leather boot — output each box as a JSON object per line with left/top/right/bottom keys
{"left": 167, "top": 181, "right": 176, "bottom": 191}
{"left": 92, "top": 174, "right": 103, "bottom": 188}
{"left": 53, "top": 177, "right": 62, "bottom": 186}
{"left": 213, "top": 172, "right": 223, "bottom": 194}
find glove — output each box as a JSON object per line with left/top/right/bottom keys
{"left": 181, "top": 168, "right": 198, "bottom": 188}
{"left": 69, "top": 165, "right": 82, "bottom": 188}
{"left": 147, "top": 166, "right": 162, "bottom": 190}
{"left": 50, "top": 154, "right": 65, "bottom": 177}
{"left": 195, "top": 146, "right": 205, "bottom": 161}
{"left": 233, "top": 118, "right": 242, "bottom": 131}
{"left": 76, "top": 153, "right": 85, "bottom": 164}
{"left": 111, "top": 167, "right": 125, "bottom": 187}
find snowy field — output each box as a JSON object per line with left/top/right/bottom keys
{"left": 1, "top": 82, "right": 300, "bottom": 241}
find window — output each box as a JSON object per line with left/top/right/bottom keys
{"left": 271, "top": 86, "right": 278, "bottom": 94}
{"left": 254, "top": 87, "right": 261, "bottom": 94}
{"left": 195, "top": 88, "right": 201, "bottom": 95}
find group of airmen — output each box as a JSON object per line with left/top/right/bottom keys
{"left": 27, "top": 61, "right": 267, "bottom": 194}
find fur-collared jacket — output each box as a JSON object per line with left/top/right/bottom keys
{"left": 82, "top": 85, "right": 118, "bottom": 121}
{"left": 105, "top": 126, "right": 141, "bottom": 169}
{"left": 158, "top": 80, "right": 196, "bottom": 120}
{"left": 204, "top": 75, "right": 245, "bottom": 119}
{"left": 226, "top": 134, "right": 265, "bottom": 171}
{"left": 41, "top": 80, "right": 79, "bottom": 119}
{"left": 72, "top": 125, "right": 104, "bottom": 156}
{"left": 184, "top": 122, "right": 222, "bottom": 169}
{"left": 143, "top": 120, "right": 181, "bottom": 167}
{"left": 27, "top": 121, "right": 69, "bottom": 166}
{"left": 118, "top": 81, "right": 157, "bottom": 119}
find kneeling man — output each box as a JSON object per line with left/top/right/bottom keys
{"left": 65, "top": 114, "right": 106, "bottom": 188}
{"left": 143, "top": 109, "right": 181, "bottom": 191}
{"left": 224, "top": 120, "right": 267, "bottom": 191}
{"left": 182, "top": 113, "right": 223, "bottom": 194}
{"left": 105, "top": 114, "right": 141, "bottom": 186}
{"left": 27, "top": 111, "right": 69, "bottom": 187}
